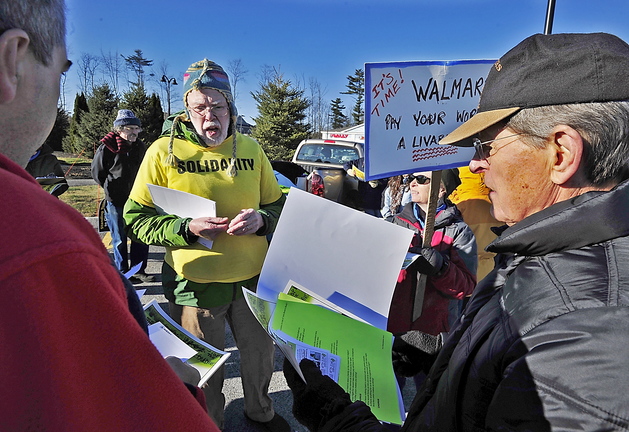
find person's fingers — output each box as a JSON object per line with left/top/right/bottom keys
{"left": 299, "top": 359, "right": 323, "bottom": 383}
{"left": 165, "top": 356, "right": 201, "bottom": 386}
{"left": 283, "top": 357, "right": 306, "bottom": 392}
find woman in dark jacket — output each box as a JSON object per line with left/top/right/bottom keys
{"left": 387, "top": 172, "right": 477, "bottom": 336}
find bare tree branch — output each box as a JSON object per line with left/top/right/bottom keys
{"left": 76, "top": 53, "right": 100, "bottom": 94}
{"left": 100, "top": 50, "right": 124, "bottom": 95}
{"left": 226, "top": 59, "right": 248, "bottom": 104}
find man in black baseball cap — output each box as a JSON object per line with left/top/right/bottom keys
{"left": 282, "top": 32, "right": 629, "bottom": 431}
{"left": 441, "top": 32, "right": 629, "bottom": 147}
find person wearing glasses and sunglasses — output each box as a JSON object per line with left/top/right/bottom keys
{"left": 282, "top": 33, "right": 629, "bottom": 432}
{"left": 92, "top": 109, "right": 153, "bottom": 284}
{"left": 124, "top": 59, "right": 289, "bottom": 431}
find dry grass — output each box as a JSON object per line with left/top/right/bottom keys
{"left": 59, "top": 184, "right": 103, "bottom": 217}
{"left": 56, "top": 152, "right": 103, "bottom": 217}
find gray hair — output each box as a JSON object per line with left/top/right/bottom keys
{"left": 507, "top": 101, "right": 629, "bottom": 186}
{"left": 0, "top": 0, "right": 66, "bottom": 66}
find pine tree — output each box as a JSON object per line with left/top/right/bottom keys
{"left": 145, "top": 94, "right": 165, "bottom": 144}
{"left": 122, "top": 49, "right": 153, "bottom": 87}
{"left": 120, "top": 83, "right": 164, "bottom": 145}
{"left": 251, "top": 72, "right": 311, "bottom": 161}
{"left": 44, "top": 107, "right": 70, "bottom": 151}
{"left": 329, "top": 97, "right": 348, "bottom": 129}
{"left": 77, "top": 83, "right": 119, "bottom": 156}
{"left": 63, "top": 92, "right": 88, "bottom": 153}
{"left": 341, "top": 68, "right": 365, "bottom": 125}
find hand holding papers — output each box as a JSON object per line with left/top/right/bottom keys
{"left": 283, "top": 357, "right": 352, "bottom": 432}
{"left": 147, "top": 184, "right": 217, "bottom": 249}
{"left": 244, "top": 287, "right": 403, "bottom": 424}
{"left": 245, "top": 188, "right": 414, "bottom": 425}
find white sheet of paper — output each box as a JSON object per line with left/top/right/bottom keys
{"left": 258, "top": 188, "right": 413, "bottom": 330}
{"left": 147, "top": 184, "right": 216, "bottom": 249}
{"left": 148, "top": 322, "right": 198, "bottom": 360}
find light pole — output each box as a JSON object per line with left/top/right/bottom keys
{"left": 544, "top": 0, "right": 556, "bottom": 35}
{"left": 160, "top": 75, "right": 178, "bottom": 116}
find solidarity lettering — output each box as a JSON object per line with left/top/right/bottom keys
{"left": 177, "top": 158, "right": 255, "bottom": 174}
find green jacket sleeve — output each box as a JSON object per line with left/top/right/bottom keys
{"left": 123, "top": 198, "right": 197, "bottom": 247}
{"left": 256, "top": 193, "right": 286, "bottom": 236}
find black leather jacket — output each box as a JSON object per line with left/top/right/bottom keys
{"left": 321, "top": 180, "right": 629, "bottom": 432}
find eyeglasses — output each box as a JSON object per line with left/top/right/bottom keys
{"left": 189, "top": 104, "right": 230, "bottom": 118}
{"left": 472, "top": 133, "right": 523, "bottom": 161}
{"left": 121, "top": 126, "right": 142, "bottom": 133}
{"left": 404, "top": 174, "right": 431, "bottom": 185}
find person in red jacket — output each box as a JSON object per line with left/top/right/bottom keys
{"left": 0, "top": 1, "right": 219, "bottom": 430}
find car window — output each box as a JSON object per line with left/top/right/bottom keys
{"left": 296, "top": 144, "right": 359, "bottom": 164}
{"left": 296, "top": 144, "right": 320, "bottom": 161}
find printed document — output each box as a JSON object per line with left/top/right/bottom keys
{"left": 144, "top": 300, "right": 230, "bottom": 387}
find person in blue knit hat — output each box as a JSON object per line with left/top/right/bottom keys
{"left": 92, "top": 109, "right": 154, "bottom": 283}
{"left": 123, "top": 59, "right": 289, "bottom": 431}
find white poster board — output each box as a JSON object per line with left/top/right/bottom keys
{"left": 364, "top": 59, "right": 496, "bottom": 180}
{"left": 257, "top": 188, "right": 413, "bottom": 330}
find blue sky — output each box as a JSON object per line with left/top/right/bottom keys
{"left": 64, "top": 0, "right": 629, "bottom": 124}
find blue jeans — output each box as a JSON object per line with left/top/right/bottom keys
{"left": 105, "top": 201, "right": 149, "bottom": 273}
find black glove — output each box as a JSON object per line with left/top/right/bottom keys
{"left": 284, "top": 358, "right": 352, "bottom": 431}
{"left": 408, "top": 246, "right": 446, "bottom": 276}
{"left": 392, "top": 331, "right": 442, "bottom": 377}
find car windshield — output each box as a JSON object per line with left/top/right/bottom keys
{"left": 295, "top": 144, "right": 359, "bottom": 165}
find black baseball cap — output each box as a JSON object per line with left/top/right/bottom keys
{"left": 440, "top": 32, "right": 629, "bottom": 146}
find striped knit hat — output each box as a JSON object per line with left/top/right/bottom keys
{"left": 165, "top": 59, "right": 239, "bottom": 176}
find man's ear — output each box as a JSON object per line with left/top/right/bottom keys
{"left": 0, "top": 29, "right": 30, "bottom": 104}
{"left": 549, "top": 125, "right": 585, "bottom": 186}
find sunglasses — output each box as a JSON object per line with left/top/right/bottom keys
{"left": 472, "top": 133, "right": 523, "bottom": 161}
{"left": 404, "top": 174, "right": 431, "bottom": 185}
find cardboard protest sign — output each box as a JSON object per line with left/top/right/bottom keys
{"left": 364, "top": 60, "right": 495, "bottom": 180}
